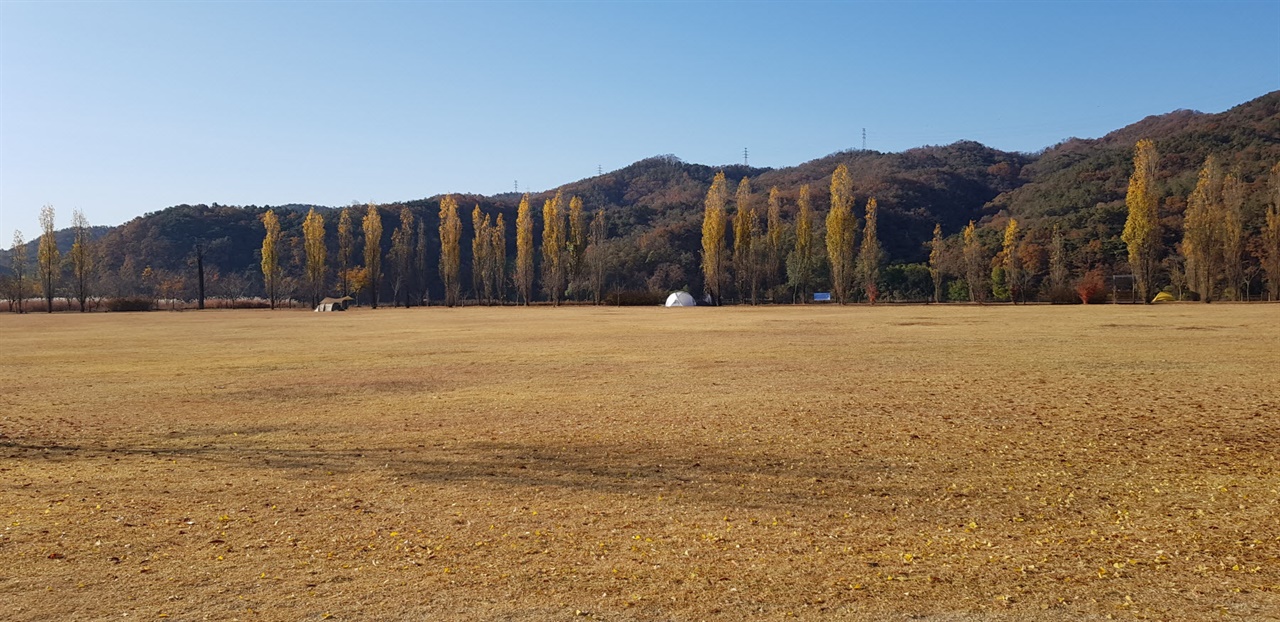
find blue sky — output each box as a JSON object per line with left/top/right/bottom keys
{"left": 2, "top": 1, "right": 1278, "bottom": 239}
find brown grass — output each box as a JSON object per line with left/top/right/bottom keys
{"left": 1, "top": 305, "right": 1278, "bottom": 621}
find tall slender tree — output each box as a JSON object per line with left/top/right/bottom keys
{"left": 515, "top": 193, "right": 535, "bottom": 305}
{"left": 337, "top": 206, "right": 355, "bottom": 298}
{"left": 928, "top": 223, "right": 945, "bottom": 303}
{"left": 1263, "top": 162, "right": 1280, "bottom": 301}
{"left": 37, "top": 205, "right": 59, "bottom": 312}
{"left": 766, "top": 186, "right": 784, "bottom": 295}
{"left": 700, "top": 172, "right": 729, "bottom": 305}
{"left": 963, "top": 220, "right": 986, "bottom": 303}
{"left": 471, "top": 205, "right": 488, "bottom": 303}
{"left": 825, "top": 165, "right": 857, "bottom": 304}
{"left": 786, "top": 184, "right": 817, "bottom": 302}
{"left": 492, "top": 213, "right": 507, "bottom": 303}
{"left": 1221, "top": 170, "right": 1246, "bottom": 300}
{"left": 1183, "top": 155, "right": 1224, "bottom": 302}
{"left": 587, "top": 208, "right": 607, "bottom": 304}
{"left": 70, "top": 209, "right": 93, "bottom": 312}
{"left": 9, "top": 230, "right": 27, "bottom": 313}
{"left": 260, "top": 209, "right": 282, "bottom": 309}
{"left": 541, "top": 191, "right": 567, "bottom": 305}
{"left": 732, "top": 177, "right": 755, "bottom": 303}
{"left": 1001, "top": 218, "right": 1021, "bottom": 303}
{"left": 389, "top": 207, "right": 415, "bottom": 307}
{"left": 857, "top": 197, "right": 882, "bottom": 303}
{"left": 567, "top": 196, "right": 587, "bottom": 298}
{"left": 363, "top": 203, "right": 383, "bottom": 309}
{"left": 1121, "top": 139, "right": 1160, "bottom": 303}
{"left": 438, "top": 196, "right": 462, "bottom": 307}
{"left": 302, "top": 207, "right": 327, "bottom": 307}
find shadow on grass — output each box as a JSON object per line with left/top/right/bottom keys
{"left": 1, "top": 431, "right": 912, "bottom": 510}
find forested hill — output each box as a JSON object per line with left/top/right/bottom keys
{"left": 4, "top": 91, "right": 1278, "bottom": 303}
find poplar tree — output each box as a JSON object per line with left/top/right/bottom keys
{"left": 732, "top": 177, "right": 755, "bottom": 303}
{"left": 363, "top": 203, "right": 383, "bottom": 309}
{"left": 9, "top": 230, "right": 27, "bottom": 313}
{"left": 260, "top": 209, "right": 282, "bottom": 309}
{"left": 389, "top": 207, "right": 415, "bottom": 307}
{"left": 302, "top": 207, "right": 327, "bottom": 307}
{"left": 515, "top": 193, "right": 535, "bottom": 305}
{"left": 857, "top": 197, "right": 882, "bottom": 303}
{"left": 700, "top": 172, "right": 729, "bottom": 305}
{"left": 541, "top": 191, "right": 567, "bottom": 305}
{"left": 473, "top": 210, "right": 491, "bottom": 304}
{"left": 1001, "top": 218, "right": 1021, "bottom": 303}
{"left": 766, "top": 186, "right": 784, "bottom": 294}
{"left": 786, "top": 184, "right": 817, "bottom": 302}
{"left": 587, "top": 208, "right": 607, "bottom": 304}
{"left": 438, "top": 196, "right": 462, "bottom": 307}
{"left": 37, "top": 205, "right": 59, "bottom": 312}
{"left": 1183, "top": 155, "right": 1224, "bottom": 302}
{"left": 1263, "top": 162, "right": 1280, "bottom": 301}
{"left": 491, "top": 213, "right": 507, "bottom": 303}
{"left": 928, "top": 223, "right": 945, "bottom": 303}
{"left": 568, "top": 196, "right": 587, "bottom": 298}
{"left": 337, "top": 206, "right": 354, "bottom": 297}
{"left": 963, "top": 221, "right": 986, "bottom": 303}
{"left": 1221, "top": 171, "right": 1245, "bottom": 300}
{"left": 1121, "top": 139, "right": 1160, "bottom": 303}
{"left": 70, "top": 209, "right": 93, "bottom": 312}
{"left": 826, "top": 164, "right": 857, "bottom": 304}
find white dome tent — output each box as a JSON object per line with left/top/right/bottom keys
{"left": 664, "top": 291, "right": 696, "bottom": 307}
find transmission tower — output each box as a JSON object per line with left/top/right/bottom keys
{"left": 743, "top": 147, "right": 749, "bottom": 166}
{"left": 862, "top": 128, "right": 866, "bottom": 151}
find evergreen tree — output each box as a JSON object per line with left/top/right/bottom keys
{"left": 568, "top": 196, "right": 587, "bottom": 298}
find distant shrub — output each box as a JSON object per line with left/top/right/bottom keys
{"left": 606, "top": 290, "right": 667, "bottom": 306}
{"left": 947, "top": 280, "right": 970, "bottom": 302}
{"left": 105, "top": 297, "right": 155, "bottom": 312}
{"left": 1075, "top": 269, "right": 1108, "bottom": 304}
{"left": 1047, "top": 286, "right": 1079, "bottom": 304}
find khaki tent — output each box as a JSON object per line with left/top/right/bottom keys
{"left": 315, "top": 296, "right": 354, "bottom": 312}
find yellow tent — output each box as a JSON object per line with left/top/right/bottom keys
{"left": 1152, "top": 292, "right": 1175, "bottom": 303}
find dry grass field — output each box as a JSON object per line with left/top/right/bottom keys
{"left": 1, "top": 304, "right": 1278, "bottom": 621}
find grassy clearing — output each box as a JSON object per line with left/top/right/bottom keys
{"left": 1, "top": 305, "right": 1278, "bottom": 621}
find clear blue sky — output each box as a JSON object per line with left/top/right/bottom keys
{"left": 2, "top": 1, "right": 1278, "bottom": 240}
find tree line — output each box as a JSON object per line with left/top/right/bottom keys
{"left": 5, "top": 144, "right": 1280, "bottom": 312}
